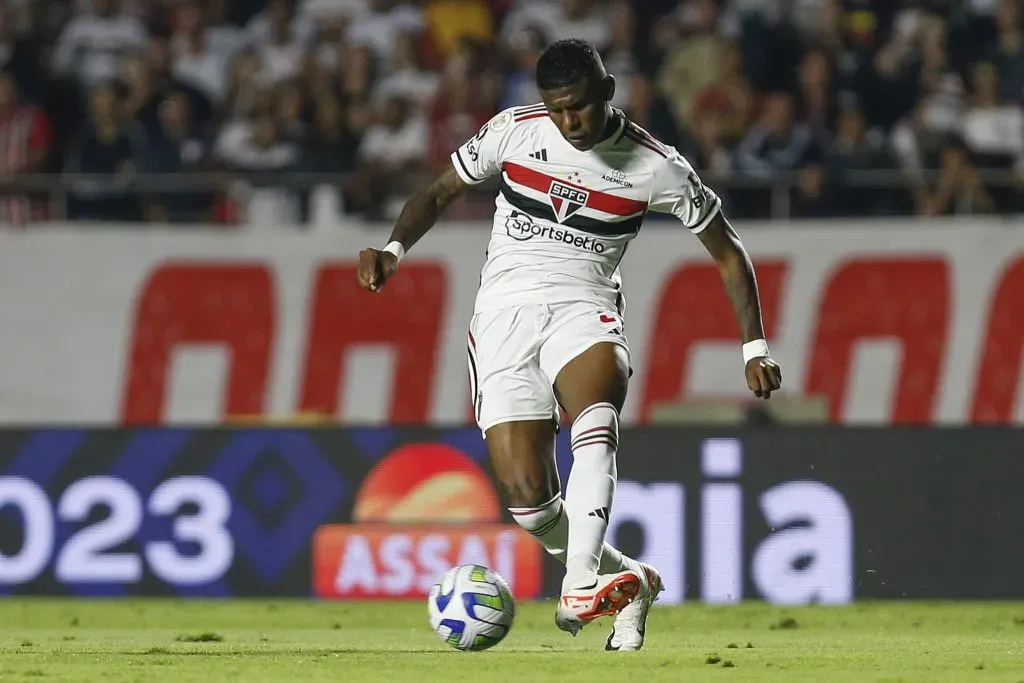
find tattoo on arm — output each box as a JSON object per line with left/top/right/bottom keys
{"left": 387, "top": 163, "right": 467, "bottom": 250}
{"left": 697, "top": 213, "right": 766, "bottom": 343}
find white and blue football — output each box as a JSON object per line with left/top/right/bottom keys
{"left": 428, "top": 564, "right": 516, "bottom": 651}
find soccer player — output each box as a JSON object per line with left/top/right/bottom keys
{"left": 357, "top": 39, "right": 782, "bottom": 649}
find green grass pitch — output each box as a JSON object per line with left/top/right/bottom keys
{"left": 1, "top": 600, "right": 1023, "bottom": 682}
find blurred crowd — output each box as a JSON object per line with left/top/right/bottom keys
{"left": 0, "top": 0, "right": 1022, "bottom": 225}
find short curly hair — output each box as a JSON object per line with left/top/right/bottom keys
{"left": 535, "top": 38, "right": 603, "bottom": 90}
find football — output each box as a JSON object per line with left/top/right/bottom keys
{"left": 427, "top": 564, "right": 516, "bottom": 651}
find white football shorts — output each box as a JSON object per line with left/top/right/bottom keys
{"left": 466, "top": 301, "right": 629, "bottom": 435}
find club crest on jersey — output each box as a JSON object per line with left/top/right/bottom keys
{"left": 548, "top": 181, "right": 589, "bottom": 223}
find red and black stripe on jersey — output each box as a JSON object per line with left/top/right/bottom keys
{"left": 498, "top": 161, "right": 647, "bottom": 236}
{"left": 623, "top": 122, "right": 669, "bottom": 158}
{"left": 514, "top": 104, "right": 548, "bottom": 122}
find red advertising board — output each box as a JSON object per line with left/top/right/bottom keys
{"left": 0, "top": 221, "right": 1021, "bottom": 424}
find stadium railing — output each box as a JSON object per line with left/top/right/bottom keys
{"left": 0, "top": 168, "right": 1020, "bottom": 223}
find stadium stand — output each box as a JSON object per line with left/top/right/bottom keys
{"left": 0, "top": 0, "right": 1020, "bottom": 224}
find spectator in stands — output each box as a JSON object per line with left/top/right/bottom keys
{"left": 804, "top": 0, "right": 845, "bottom": 60}
{"left": 214, "top": 107, "right": 301, "bottom": 177}
{"left": 722, "top": 0, "right": 805, "bottom": 94}
{"left": 961, "top": 61, "right": 1024, "bottom": 166}
{"left": 428, "top": 50, "right": 497, "bottom": 219}
{"left": 692, "top": 40, "right": 753, "bottom": 148}
{"left": 64, "top": 83, "right": 142, "bottom": 221}
{"left": 891, "top": 69, "right": 966, "bottom": 214}
{"left": 256, "top": 0, "right": 309, "bottom": 86}
{"left": 301, "top": 0, "right": 371, "bottom": 25}
{"left": 171, "top": 1, "right": 230, "bottom": 105}
{"left": 501, "top": 26, "right": 544, "bottom": 109}
{"left": 204, "top": 0, "right": 247, "bottom": 63}
{"left": 374, "top": 30, "right": 440, "bottom": 108}
{"left": 926, "top": 137, "right": 996, "bottom": 215}
{"left": 247, "top": 0, "right": 315, "bottom": 51}
{"left": 657, "top": 0, "right": 725, "bottom": 133}
{"left": 0, "top": 71, "right": 52, "bottom": 225}
{"left": 737, "top": 92, "right": 816, "bottom": 177}
{"left": 501, "top": 0, "right": 611, "bottom": 51}
{"left": 797, "top": 48, "right": 838, "bottom": 138}
{"left": 52, "top": 0, "right": 149, "bottom": 88}
{"left": 304, "top": 91, "right": 358, "bottom": 174}
{"left": 276, "top": 82, "right": 308, "bottom": 146}
{"left": 858, "top": 6, "right": 929, "bottom": 131}
{"left": 339, "top": 43, "right": 377, "bottom": 136}
{"left": 919, "top": 13, "right": 958, "bottom": 100}
{"left": 139, "top": 92, "right": 215, "bottom": 223}
{"left": 602, "top": 1, "right": 642, "bottom": 112}
{"left": 960, "top": 61, "right": 1024, "bottom": 210}
{"left": 0, "top": 5, "right": 46, "bottom": 105}
{"left": 691, "top": 111, "right": 734, "bottom": 184}
{"left": 347, "top": 93, "right": 427, "bottom": 218}
{"left": 989, "top": 0, "right": 1024, "bottom": 104}
{"left": 827, "top": 104, "right": 899, "bottom": 216}
{"left": 791, "top": 154, "right": 833, "bottom": 219}
{"left": 430, "top": 44, "right": 491, "bottom": 169}
{"left": 348, "top": 0, "right": 425, "bottom": 62}
{"left": 422, "top": 0, "right": 494, "bottom": 60}
{"left": 223, "top": 50, "right": 265, "bottom": 122}
{"left": 124, "top": 38, "right": 213, "bottom": 137}
{"left": 736, "top": 91, "right": 818, "bottom": 218}
{"left": 308, "top": 20, "right": 346, "bottom": 81}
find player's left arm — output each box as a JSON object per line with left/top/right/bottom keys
{"left": 696, "top": 212, "right": 782, "bottom": 399}
{"left": 648, "top": 151, "right": 782, "bottom": 399}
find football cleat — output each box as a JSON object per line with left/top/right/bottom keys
{"left": 555, "top": 570, "right": 643, "bottom": 636}
{"left": 605, "top": 563, "right": 664, "bottom": 651}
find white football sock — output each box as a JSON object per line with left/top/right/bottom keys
{"left": 509, "top": 492, "right": 567, "bottom": 558}
{"left": 509, "top": 492, "right": 634, "bottom": 576}
{"left": 564, "top": 402, "right": 619, "bottom": 588}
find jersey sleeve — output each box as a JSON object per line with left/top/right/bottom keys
{"left": 648, "top": 151, "right": 721, "bottom": 234}
{"left": 450, "top": 108, "right": 516, "bottom": 185}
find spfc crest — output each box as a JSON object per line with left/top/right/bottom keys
{"left": 548, "top": 181, "right": 589, "bottom": 223}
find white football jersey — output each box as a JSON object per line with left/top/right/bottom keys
{"left": 451, "top": 103, "right": 721, "bottom": 314}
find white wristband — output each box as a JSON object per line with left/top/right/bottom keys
{"left": 382, "top": 241, "right": 405, "bottom": 264}
{"left": 742, "top": 339, "right": 770, "bottom": 364}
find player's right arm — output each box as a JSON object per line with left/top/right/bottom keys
{"left": 357, "top": 164, "right": 467, "bottom": 292}
{"left": 357, "top": 109, "right": 515, "bottom": 293}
